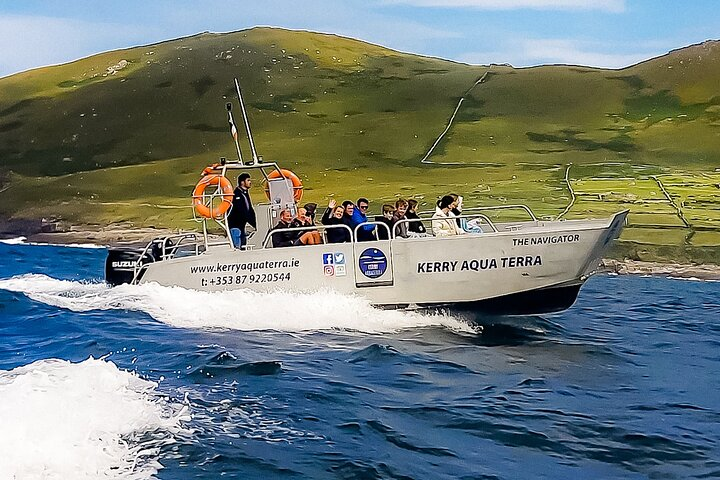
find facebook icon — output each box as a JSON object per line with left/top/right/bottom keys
{"left": 323, "top": 253, "right": 334, "bottom": 265}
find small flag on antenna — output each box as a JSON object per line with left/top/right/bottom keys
{"left": 227, "top": 105, "right": 244, "bottom": 163}
{"left": 227, "top": 109, "right": 239, "bottom": 140}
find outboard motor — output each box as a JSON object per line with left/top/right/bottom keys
{"left": 105, "top": 241, "right": 163, "bottom": 286}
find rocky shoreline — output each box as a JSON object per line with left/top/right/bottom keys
{"left": 599, "top": 259, "right": 720, "bottom": 281}
{"left": 2, "top": 223, "right": 719, "bottom": 281}
{"left": 1, "top": 223, "right": 180, "bottom": 246}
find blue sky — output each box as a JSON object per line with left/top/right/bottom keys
{"left": 1, "top": 0, "right": 718, "bottom": 78}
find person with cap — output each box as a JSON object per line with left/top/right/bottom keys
{"left": 227, "top": 173, "right": 256, "bottom": 248}
{"left": 303, "top": 203, "right": 318, "bottom": 225}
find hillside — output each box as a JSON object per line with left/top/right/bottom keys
{"left": 1, "top": 27, "right": 719, "bottom": 263}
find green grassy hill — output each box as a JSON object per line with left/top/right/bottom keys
{"left": 1, "top": 27, "right": 719, "bottom": 263}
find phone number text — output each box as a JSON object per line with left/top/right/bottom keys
{"left": 200, "top": 272, "right": 291, "bottom": 287}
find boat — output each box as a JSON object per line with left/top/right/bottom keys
{"left": 105, "top": 79, "right": 628, "bottom": 316}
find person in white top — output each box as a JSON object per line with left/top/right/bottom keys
{"left": 432, "top": 195, "right": 466, "bottom": 236}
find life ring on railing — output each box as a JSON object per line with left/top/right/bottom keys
{"left": 199, "top": 163, "right": 224, "bottom": 177}
{"left": 192, "top": 174, "right": 234, "bottom": 219}
{"left": 264, "top": 169, "right": 303, "bottom": 202}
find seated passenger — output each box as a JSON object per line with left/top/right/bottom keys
{"left": 374, "top": 204, "right": 395, "bottom": 240}
{"left": 342, "top": 198, "right": 375, "bottom": 241}
{"left": 446, "top": 194, "right": 483, "bottom": 233}
{"left": 321, "top": 199, "right": 351, "bottom": 243}
{"left": 270, "top": 209, "right": 299, "bottom": 248}
{"left": 353, "top": 197, "right": 376, "bottom": 242}
{"left": 449, "top": 193, "right": 463, "bottom": 228}
{"left": 303, "top": 203, "right": 318, "bottom": 224}
{"left": 432, "top": 195, "right": 466, "bottom": 236}
{"left": 291, "top": 207, "right": 322, "bottom": 245}
{"left": 341, "top": 200, "right": 355, "bottom": 225}
{"left": 392, "top": 198, "right": 409, "bottom": 238}
{"left": 406, "top": 199, "right": 427, "bottom": 234}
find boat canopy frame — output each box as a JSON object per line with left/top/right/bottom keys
{"left": 191, "top": 159, "right": 295, "bottom": 250}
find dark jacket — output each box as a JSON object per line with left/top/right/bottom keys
{"left": 227, "top": 187, "right": 256, "bottom": 230}
{"left": 374, "top": 216, "right": 393, "bottom": 240}
{"left": 406, "top": 211, "right": 426, "bottom": 234}
{"left": 290, "top": 217, "right": 317, "bottom": 240}
{"left": 322, "top": 208, "right": 351, "bottom": 243}
{"left": 452, "top": 207, "right": 462, "bottom": 228}
{"left": 290, "top": 218, "right": 305, "bottom": 229}
{"left": 270, "top": 220, "right": 297, "bottom": 248}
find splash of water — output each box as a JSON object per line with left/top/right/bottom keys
{"left": 0, "top": 237, "right": 104, "bottom": 248}
{"left": 0, "top": 274, "right": 475, "bottom": 333}
{"left": 0, "top": 357, "right": 190, "bottom": 480}
{"left": 0, "top": 236, "right": 27, "bottom": 245}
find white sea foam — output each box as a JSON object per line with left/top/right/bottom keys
{"left": 0, "top": 236, "right": 27, "bottom": 244}
{"left": 668, "top": 275, "right": 719, "bottom": 283}
{"left": 0, "top": 357, "right": 190, "bottom": 480}
{"left": 51, "top": 242, "right": 105, "bottom": 249}
{"left": 0, "top": 274, "right": 474, "bottom": 333}
{"left": 0, "top": 236, "right": 104, "bottom": 248}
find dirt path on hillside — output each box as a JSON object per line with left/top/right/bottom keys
{"left": 420, "top": 70, "right": 491, "bottom": 165}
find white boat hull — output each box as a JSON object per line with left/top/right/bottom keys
{"left": 134, "top": 210, "right": 627, "bottom": 315}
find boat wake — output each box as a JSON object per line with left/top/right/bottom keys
{"left": 0, "top": 274, "right": 476, "bottom": 334}
{"left": 0, "top": 357, "right": 190, "bottom": 480}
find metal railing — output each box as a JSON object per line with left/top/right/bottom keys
{"left": 191, "top": 160, "right": 294, "bottom": 249}
{"left": 463, "top": 204, "right": 538, "bottom": 222}
{"left": 131, "top": 233, "right": 202, "bottom": 283}
{"left": 356, "top": 221, "right": 390, "bottom": 240}
{"left": 190, "top": 201, "right": 542, "bottom": 253}
{"left": 260, "top": 213, "right": 508, "bottom": 248}
{"left": 393, "top": 213, "right": 498, "bottom": 236}
{"left": 261, "top": 224, "right": 354, "bottom": 248}
{"left": 420, "top": 204, "right": 538, "bottom": 222}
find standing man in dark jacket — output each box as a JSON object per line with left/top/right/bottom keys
{"left": 227, "top": 173, "right": 256, "bottom": 248}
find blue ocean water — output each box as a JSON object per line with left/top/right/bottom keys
{"left": 0, "top": 240, "right": 719, "bottom": 479}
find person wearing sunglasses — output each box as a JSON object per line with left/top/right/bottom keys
{"left": 351, "top": 197, "right": 376, "bottom": 242}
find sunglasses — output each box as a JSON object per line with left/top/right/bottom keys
{"left": 359, "top": 205, "right": 369, "bottom": 210}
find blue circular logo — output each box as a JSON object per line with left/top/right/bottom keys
{"left": 358, "top": 248, "right": 387, "bottom": 279}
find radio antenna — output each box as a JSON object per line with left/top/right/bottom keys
{"left": 234, "top": 78, "right": 259, "bottom": 165}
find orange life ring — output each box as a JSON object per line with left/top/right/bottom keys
{"left": 192, "top": 174, "right": 234, "bottom": 219}
{"left": 264, "top": 169, "right": 303, "bottom": 202}
{"left": 201, "top": 164, "right": 221, "bottom": 176}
